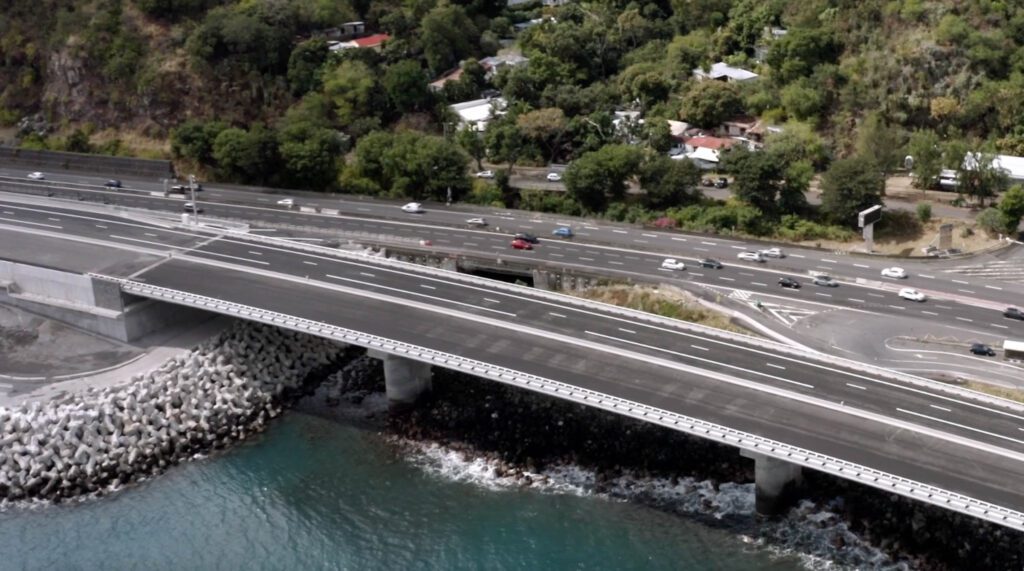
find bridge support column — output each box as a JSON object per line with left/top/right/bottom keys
{"left": 741, "top": 450, "right": 803, "bottom": 516}
{"left": 368, "top": 350, "right": 432, "bottom": 410}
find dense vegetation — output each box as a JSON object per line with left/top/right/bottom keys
{"left": 3, "top": 0, "right": 1024, "bottom": 237}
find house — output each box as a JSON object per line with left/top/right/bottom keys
{"left": 666, "top": 120, "right": 691, "bottom": 156}
{"left": 450, "top": 97, "right": 507, "bottom": 131}
{"left": 429, "top": 68, "right": 464, "bottom": 93}
{"left": 513, "top": 17, "right": 555, "bottom": 33}
{"left": 478, "top": 54, "right": 529, "bottom": 79}
{"left": 715, "top": 116, "right": 782, "bottom": 148}
{"left": 692, "top": 62, "right": 759, "bottom": 83}
{"left": 314, "top": 22, "right": 366, "bottom": 41}
{"left": 754, "top": 27, "right": 787, "bottom": 62}
{"left": 672, "top": 136, "right": 740, "bottom": 169}
{"left": 328, "top": 33, "right": 391, "bottom": 53}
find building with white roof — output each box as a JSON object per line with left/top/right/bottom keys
{"left": 450, "top": 97, "right": 507, "bottom": 131}
{"left": 693, "top": 62, "right": 759, "bottom": 83}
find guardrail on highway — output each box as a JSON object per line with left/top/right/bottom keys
{"left": 179, "top": 222, "right": 1024, "bottom": 415}
{"left": 0, "top": 147, "right": 175, "bottom": 179}
{"left": 89, "top": 274, "right": 1024, "bottom": 533}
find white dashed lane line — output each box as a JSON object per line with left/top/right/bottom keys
{"left": 420, "top": 284, "right": 436, "bottom": 290}
{"left": 956, "top": 317, "right": 973, "bottom": 322}
{"left": 985, "top": 285, "right": 1003, "bottom": 290}
{"left": 846, "top": 383, "right": 867, "bottom": 390}
{"left": 691, "top": 345, "right": 710, "bottom": 351}
{"left": 952, "top": 279, "right": 969, "bottom": 284}
{"left": 701, "top": 241, "right": 717, "bottom": 246}
{"left": 672, "top": 237, "right": 687, "bottom": 242}
{"left": 992, "top": 324, "right": 1009, "bottom": 329}
{"left": 549, "top": 312, "right": 567, "bottom": 318}
{"left": 641, "top": 233, "right": 657, "bottom": 238}
{"left": 613, "top": 230, "right": 628, "bottom": 234}
{"left": 619, "top": 328, "right": 637, "bottom": 334}
{"left": 921, "top": 310, "right": 938, "bottom": 316}
{"left": 766, "top": 363, "right": 786, "bottom": 370}
{"left": 752, "top": 282, "right": 767, "bottom": 287}
{"left": 854, "top": 264, "right": 870, "bottom": 268}
{"left": 919, "top": 274, "right": 934, "bottom": 279}
{"left": 887, "top": 305, "right": 906, "bottom": 310}
{"left": 303, "top": 261, "right": 317, "bottom": 266}
{"left": 608, "top": 261, "right": 624, "bottom": 265}
{"left": 789, "top": 254, "right": 805, "bottom": 258}
{"left": 821, "top": 258, "right": 838, "bottom": 263}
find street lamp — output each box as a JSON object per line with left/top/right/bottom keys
{"left": 189, "top": 174, "right": 199, "bottom": 224}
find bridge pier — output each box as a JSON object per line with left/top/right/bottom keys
{"left": 741, "top": 450, "right": 803, "bottom": 517}
{"left": 368, "top": 350, "right": 433, "bottom": 410}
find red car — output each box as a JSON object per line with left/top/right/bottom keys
{"left": 510, "top": 239, "right": 533, "bottom": 250}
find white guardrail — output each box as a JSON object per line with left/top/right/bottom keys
{"left": 89, "top": 275, "right": 1024, "bottom": 532}
{"left": 175, "top": 221, "right": 1024, "bottom": 415}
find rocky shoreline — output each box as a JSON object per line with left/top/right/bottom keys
{"left": 0, "top": 322, "right": 350, "bottom": 503}
{"left": 311, "top": 359, "right": 1024, "bottom": 570}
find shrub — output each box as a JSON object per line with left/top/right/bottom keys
{"left": 916, "top": 202, "right": 932, "bottom": 223}
{"left": 976, "top": 208, "right": 1009, "bottom": 236}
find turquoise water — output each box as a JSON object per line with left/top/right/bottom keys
{"left": 0, "top": 413, "right": 804, "bottom": 570}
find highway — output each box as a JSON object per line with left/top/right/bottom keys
{"left": 2, "top": 197, "right": 1024, "bottom": 521}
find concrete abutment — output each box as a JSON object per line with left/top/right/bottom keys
{"left": 741, "top": 450, "right": 804, "bottom": 516}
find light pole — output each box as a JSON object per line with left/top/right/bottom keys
{"left": 189, "top": 174, "right": 199, "bottom": 224}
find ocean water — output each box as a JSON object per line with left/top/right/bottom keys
{"left": 0, "top": 413, "right": 806, "bottom": 571}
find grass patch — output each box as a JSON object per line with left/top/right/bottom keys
{"left": 573, "top": 284, "right": 751, "bottom": 335}
{"left": 965, "top": 381, "right": 1024, "bottom": 405}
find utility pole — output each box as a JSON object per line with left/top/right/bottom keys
{"left": 446, "top": 185, "right": 452, "bottom": 206}
{"left": 189, "top": 174, "right": 199, "bottom": 224}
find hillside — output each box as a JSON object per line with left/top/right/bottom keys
{"left": 2, "top": 0, "right": 1024, "bottom": 238}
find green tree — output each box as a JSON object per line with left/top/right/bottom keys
{"left": 722, "top": 146, "right": 805, "bottom": 218}
{"left": 323, "top": 60, "right": 380, "bottom": 127}
{"left": 998, "top": 185, "right": 1024, "bottom": 234}
{"left": 766, "top": 27, "right": 841, "bottom": 83}
{"left": 212, "top": 126, "right": 279, "bottom": 184}
{"left": 287, "top": 38, "right": 329, "bottom": 96}
{"left": 907, "top": 129, "right": 942, "bottom": 192}
{"left": 64, "top": 129, "right": 92, "bottom": 153}
{"left": 679, "top": 80, "right": 743, "bottom": 128}
{"left": 421, "top": 4, "right": 478, "bottom": 73}
{"left": 958, "top": 152, "right": 1009, "bottom": 207}
{"left": 820, "top": 156, "right": 885, "bottom": 226}
{"left": 456, "top": 128, "right": 486, "bottom": 170}
{"left": 352, "top": 131, "right": 470, "bottom": 202}
{"left": 564, "top": 145, "right": 644, "bottom": 212}
{"left": 855, "top": 112, "right": 904, "bottom": 175}
{"left": 780, "top": 80, "right": 826, "bottom": 122}
{"left": 171, "top": 120, "right": 229, "bottom": 164}
{"left": 639, "top": 156, "right": 702, "bottom": 210}
{"left": 516, "top": 108, "right": 569, "bottom": 164}
{"left": 383, "top": 59, "right": 431, "bottom": 113}
{"left": 484, "top": 119, "right": 525, "bottom": 171}
{"left": 916, "top": 202, "right": 932, "bottom": 223}
{"left": 763, "top": 121, "right": 828, "bottom": 168}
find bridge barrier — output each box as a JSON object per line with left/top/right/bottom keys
{"left": 0, "top": 147, "right": 175, "bottom": 180}
{"left": 88, "top": 274, "right": 1024, "bottom": 533}
{"left": 175, "top": 222, "right": 1024, "bottom": 415}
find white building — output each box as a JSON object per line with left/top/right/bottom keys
{"left": 692, "top": 62, "right": 759, "bottom": 83}
{"left": 450, "top": 97, "right": 507, "bottom": 132}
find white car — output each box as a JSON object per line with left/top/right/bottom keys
{"left": 546, "top": 172, "right": 562, "bottom": 182}
{"left": 401, "top": 202, "right": 424, "bottom": 213}
{"left": 737, "top": 251, "right": 765, "bottom": 263}
{"left": 475, "top": 170, "right": 495, "bottom": 179}
{"left": 276, "top": 198, "right": 294, "bottom": 207}
{"left": 661, "top": 258, "right": 686, "bottom": 270}
{"left": 899, "top": 287, "right": 926, "bottom": 302}
{"left": 466, "top": 217, "right": 488, "bottom": 227}
{"left": 881, "top": 267, "right": 907, "bottom": 279}
{"left": 27, "top": 172, "right": 45, "bottom": 180}
{"left": 759, "top": 247, "right": 785, "bottom": 258}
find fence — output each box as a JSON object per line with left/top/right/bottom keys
{"left": 0, "top": 147, "right": 175, "bottom": 180}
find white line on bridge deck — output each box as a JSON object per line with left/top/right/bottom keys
{"left": 897, "top": 408, "right": 1024, "bottom": 447}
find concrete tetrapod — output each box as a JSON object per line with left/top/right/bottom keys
{"left": 0, "top": 322, "right": 347, "bottom": 502}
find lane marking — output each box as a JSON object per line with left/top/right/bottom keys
{"left": 719, "top": 276, "right": 734, "bottom": 281}
{"left": 992, "top": 324, "right": 1009, "bottom": 329}
{"left": 739, "top": 272, "right": 754, "bottom": 276}
{"left": 952, "top": 279, "right": 969, "bottom": 284}
{"left": 95, "top": 224, "right": 108, "bottom": 229}
{"left": 247, "top": 250, "right": 263, "bottom": 256}
{"left": 821, "top": 258, "right": 838, "bottom": 263}
{"left": 752, "top": 282, "right": 767, "bottom": 287}
{"left": 324, "top": 273, "right": 516, "bottom": 317}
{"left": 921, "top": 311, "right": 938, "bottom": 316}
{"left": 483, "top": 298, "right": 501, "bottom": 304}
{"left": 887, "top": 305, "right": 906, "bottom": 310}
{"left": 958, "top": 289, "right": 975, "bottom": 294}
{"left": 919, "top": 274, "right": 934, "bottom": 279}
{"left": 303, "top": 261, "right": 318, "bottom": 266}
{"left": 846, "top": 383, "right": 867, "bottom": 390}
{"left": 731, "top": 245, "right": 745, "bottom": 250}
{"left": 671, "top": 237, "right": 687, "bottom": 242}
{"left": 579, "top": 257, "right": 594, "bottom": 261}
{"left": 815, "top": 293, "right": 832, "bottom": 297}
{"left": 694, "top": 247, "right": 708, "bottom": 252}
{"left": 642, "top": 233, "right": 657, "bottom": 238}
{"left": 896, "top": 408, "right": 1024, "bottom": 447}
{"left": 868, "top": 293, "right": 884, "bottom": 298}
{"left": 550, "top": 253, "right": 565, "bottom": 258}
{"left": 848, "top": 298, "right": 864, "bottom": 303}
{"left": 931, "top": 404, "right": 952, "bottom": 413}
{"left": 613, "top": 229, "right": 628, "bottom": 234}
{"left": 47, "top": 217, "right": 60, "bottom": 222}
{"left": 549, "top": 312, "right": 567, "bottom": 318}
{"left": 789, "top": 254, "right": 805, "bottom": 258}
{"left": 701, "top": 241, "right": 717, "bottom": 246}
{"left": 986, "top": 285, "right": 1003, "bottom": 290}
{"left": 619, "top": 328, "right": 637, "bottom": 334}
{"left": 854, "top": 264, "right": 870, "bottom": 268}
{"left": 633, "top": 239, "right": 648, "bottom": 244}
{"left": 420, "top": 284, "right": 436, "bottom": 290}
{"left": 766, "top": 363, "right": 786, "bottom": 370}
{"left": 691, "top": 345, "right": 709, "bottom": 351}
{"left": 608, "top": 261, "right": 624, "bottom": 265}
{"left": 956, "top": 317, "right": 973, "bottom": 322}
{"left": 0, "top": 217, "right": 62, "bottom": 229}
{"left": 359, "top": 272, "right": 375, "bottom": 278}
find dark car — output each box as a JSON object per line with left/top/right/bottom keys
{"left": 1004, "top": 307, "right": 1024, "bottom": 320}
{"left": 970, "top": 343, "right": 996, "bottom": 356}
{"left": 714, "top": 177, "right": 729, "bottom": 188}
{"left": 778, "top": 276, "right": 801, "bottom": 289}
{"left": 104, "top": 179, "right": 122, "bottom": 188}
{"left": 514, "top": 232, "right": 539, "bottom": 244}
{"left": 699, "top": 258, "right": 723, "bottom": 269}
{"left": 813, "top": 275, "right": 839, "bottom": 287}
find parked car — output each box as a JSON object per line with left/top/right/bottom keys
{"left": 898, "top": 287, "right": 926, "bottom": 302}
{"left": 699, "top": 258, "right": 723, "bottom": 269}
{"left": 1005, "top": 307, "right": 1024, "bottom": 320}
{"left": 104, "top": 179, "right": 122, "bottom": 188}
{"left": 401, "top": 202, "right": 424, "bottom": 213}
{"left": 466, "top": 217, "right": 488, "bottom": 227}
{"left": 714, "top": 177, "right": 729, "bottom": 188}
{"left": 813, "top": 275, "right": 839, "bottom": 287}
{"left": 276, "top": 198, "right": 294, "bottom": 207}
{"left": 475, "top": 170, "right": 495, "bottom": 179}
{"left": 778, "top": 276, "right": 802, "bottom": 289}
{"left": 514, "top": 232, "right": 539, "bottom": 244}
{"left": 737, "top": 251, "right": 765, "bottom": 263}
{"left": 182, "top": 202, "right": 203, "bottom": 214}
{"left": 970, "top": 343, "right": 996, "bottom": 356}
{"left": 881, "top": 267, "right": 908, "bottom": 279}
{"left": 552, "top": 226, "right": 574, "bottom": 238}
{"left": 26, "top": 172, "right": 45, "bottom": 180}
{"left": 701, "top": 178, "right": 715, "bottom": 187}
{"left": 546, "top": 172, "right": 563, "bottom": 182}
{"left": 511, "top": 238, "right": 533, "bottom": 250}
{"left": 760, "top": 247, "right": 785, "bottom": 258}
{"left": 661, "top": 258, "right": 686, "bottom": 270}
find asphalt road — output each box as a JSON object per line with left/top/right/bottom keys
{"left": 4, "top": 196, "right": 1024, "bottom": 515}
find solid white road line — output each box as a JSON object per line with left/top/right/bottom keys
{"left": 897, "top": 408, "right": 1024, "bottom": 447}
{"left": 325, "top": 273, "right": 517, "bottom": 317}
{"left": 1, "top": 217, "right": 62, "bottom": 229}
